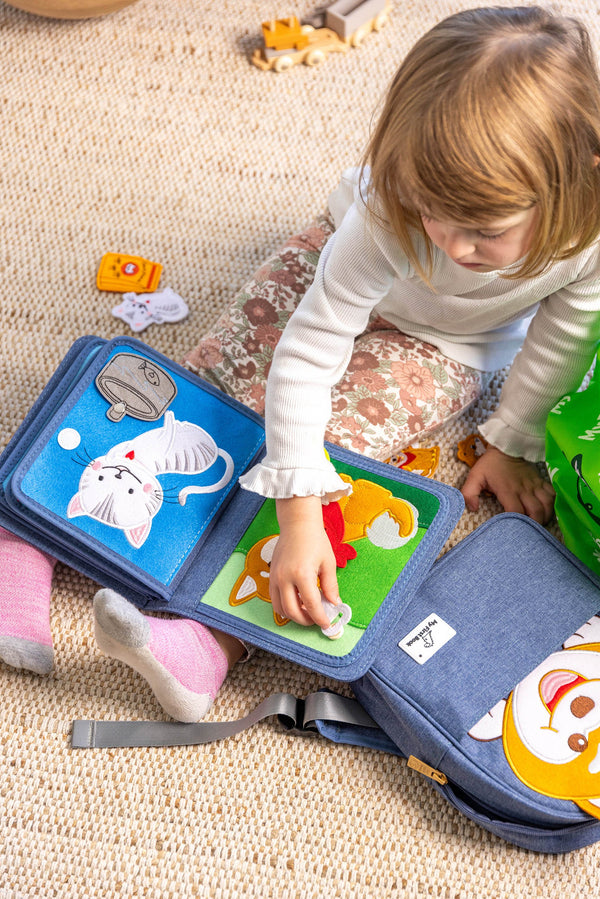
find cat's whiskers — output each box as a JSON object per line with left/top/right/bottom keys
{"left": 77, "top": 447, "right": 95, "bottom": 464}
{"left": 159, "top": 485, "right": 185, "bottom": 505}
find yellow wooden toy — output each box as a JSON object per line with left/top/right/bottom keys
{"left": 252, "top": 1, "right": 391, "bottom": 72}
{"left": 261, "top": 17, "right": 309, "bottom": 52}
{"left": 97, "top": 253, "right": 162, "bottom": 293}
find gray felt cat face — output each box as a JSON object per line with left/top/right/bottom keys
{"left": 95, "top": 353, "right": 177, "bottom": 422}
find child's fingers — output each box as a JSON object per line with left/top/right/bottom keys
{"left": 273, "top": 578, "right": 331, "bottom": 628}
{"left": 270, "top": 582, "right": 312, "bottom": 627}
{"left": 318, "top": 564, "right": 341, "bottom": 609}
{"left": 297, "top": 578, "right": 333, "bottom": 629}
{"left": 538, "top": 479, "right": 556, "bottom": 511}
{"left": 515, "top": 481, "right": 556, "bottom": 525}
{"left": 462, "top": 448, "right": 556, "bottom": 525}
{"left": 519, "top": 495, "right": 548, "bottom": 524}
{"left": 289, "top": 594, "right": 317, "bottom": 627}
{"left": 460, "top": 468, "right": 484, "bottom": 511}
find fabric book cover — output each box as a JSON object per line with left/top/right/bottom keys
{"left": 0, "top": 336, "right": 464, "bottom": 679}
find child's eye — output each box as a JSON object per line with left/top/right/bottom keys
{"left": 420, "top": 212, "right": 507, "bottom": 241}
{"left": 477, "top": 231, "right": 506, "bottom": 241}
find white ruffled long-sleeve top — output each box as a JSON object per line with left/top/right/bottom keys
{"left": 240, "top": 171, "right": 600, "bottom": 502}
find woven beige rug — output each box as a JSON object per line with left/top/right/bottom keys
{"left": 1, "top": 1, "right": 599, "bottom": 896}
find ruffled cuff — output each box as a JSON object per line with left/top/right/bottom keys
{"left": 238, "top": 461, "right": 353, "bottom": 504}
{"left": 479, "top": 414, "right": 545, "bottom": 462}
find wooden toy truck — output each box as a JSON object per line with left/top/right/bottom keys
{"left": 251, "top": 0, "right": 391, "bottom": 73}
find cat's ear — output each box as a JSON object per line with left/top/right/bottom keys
{"left": 124, "top": 521, "right": 152, "bottom": 549}
{"left": 67, "top": 494, "right": 85, "bottom": 518}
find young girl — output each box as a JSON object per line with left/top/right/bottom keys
{"left": 4, "top": 6, "right": 600, "bottom": 720}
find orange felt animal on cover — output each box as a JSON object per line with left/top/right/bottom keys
{"left": 229, "top": 473, "right": 418, "bottom": 625}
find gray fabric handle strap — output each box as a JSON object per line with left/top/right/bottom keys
{"left": 71, "top": 691, "right": 379, "bottom": 749}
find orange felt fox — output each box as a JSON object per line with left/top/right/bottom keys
{"left": 229, "top": 474, "right": 418, "bottom": 625}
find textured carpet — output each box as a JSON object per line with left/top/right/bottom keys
{"left": 0, "top": 1, "right": 598, "bottom": 896}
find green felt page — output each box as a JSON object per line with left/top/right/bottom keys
{"left": 200, "top": 458, "right": 438, "bottom": 658}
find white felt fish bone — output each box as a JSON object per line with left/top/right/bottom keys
{"left": 112, "top": 287, "right": 189, "bottom": 332}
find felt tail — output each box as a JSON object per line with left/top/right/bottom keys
{"left": 178, "top": 450, "right": 234, "bottom": 504}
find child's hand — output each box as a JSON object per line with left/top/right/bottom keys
{"left": 461, "top": 445, "right": 555, "bottom": 524}
{"left": 270, "top": 496, "right": 340, "bottom": 629}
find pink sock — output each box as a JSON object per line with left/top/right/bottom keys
{"left": 146, "top": 616, "right": 229, "bottom": 697}
{"left": 0, "top": 527, "right": 56, "bottom": 674}
{"left": 93, "top": 589, "right": 230, "bottom": 722}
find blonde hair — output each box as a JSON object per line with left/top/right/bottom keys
{"left": 363, "top": 6, "right": 600, "bottom": 280}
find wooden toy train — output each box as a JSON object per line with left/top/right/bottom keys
{"left": 252, "top": 0, "right": 391, "bottom": 72}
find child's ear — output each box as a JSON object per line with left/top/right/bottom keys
{"left": 594, "top": 154, "right": 600, "bottom": 167}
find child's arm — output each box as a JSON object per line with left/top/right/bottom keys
{"left": 238, "top": 202, "right": 397, "bottom": 629}
{"left": 238, "top": 201, "right": 399, "bottom": 505}
{"left": 479, "top": 273, "right": 600, "bottom": 463}
{"left": 461, "top": 445, "right": 555, "bottom": 524}
{"left": 475, "top": 269, "right": 600, "bottom": 524}
{"left": 269, "top": 496, "right": 340, "bottom": 629}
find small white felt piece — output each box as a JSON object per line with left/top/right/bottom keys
{"left": 112, "top": 287, "right": 189, "bottom": 332}
{"left": 320, "top": 598, "right": 352, "bottom": 639}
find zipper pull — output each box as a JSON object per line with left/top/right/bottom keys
{"left": 407, "top": 755, "right": 448, "bottom": 785}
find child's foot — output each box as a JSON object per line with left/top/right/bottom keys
{"left": 0, "top": 528, "right": 56, "bottom": 675}
{"left": 93, "top": 589, "right": 231, "bottom": 722}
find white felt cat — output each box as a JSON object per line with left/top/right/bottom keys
{"left": 67, "top": 411, "right": 233, "bottom": 548}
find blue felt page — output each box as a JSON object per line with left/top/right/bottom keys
{"left": 14, "top": 341, "right": 265, "bottom": 589}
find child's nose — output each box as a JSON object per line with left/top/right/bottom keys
{"left": 443, "top": 228, "right": 476, "bottom": 260}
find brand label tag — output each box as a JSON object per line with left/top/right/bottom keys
{"left": 399, "top": 614, "right": 456, "bottom": 665}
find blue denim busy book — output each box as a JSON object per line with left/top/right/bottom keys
{"left": 0, "top": 336, "right": 464, "bottom": 680}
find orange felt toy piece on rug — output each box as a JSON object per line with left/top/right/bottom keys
{"left": 457, "top": 433, "right": 489, "bottom": 468}
{"left": 385, "top": 445, "right": 439, "bottom": 478}
{"left": 97, "top": 253, "right": 163, "bottom": 293}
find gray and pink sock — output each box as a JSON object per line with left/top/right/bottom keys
{"left": 93, "top": 589, "right": 229, "bottom": 722}
{"left": 0, "top": 527, "right": 56, "bottom": 674}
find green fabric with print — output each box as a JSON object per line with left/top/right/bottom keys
{"left": 546, "top": 354, "right": 600, "bottom": 578}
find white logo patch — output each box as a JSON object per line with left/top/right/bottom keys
{"left": 399, "top": 614, "right": 456, "bottom": 665}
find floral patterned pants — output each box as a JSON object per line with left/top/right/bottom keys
{"left": 182, "top": 212, "right": 486, "bottom": 463}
